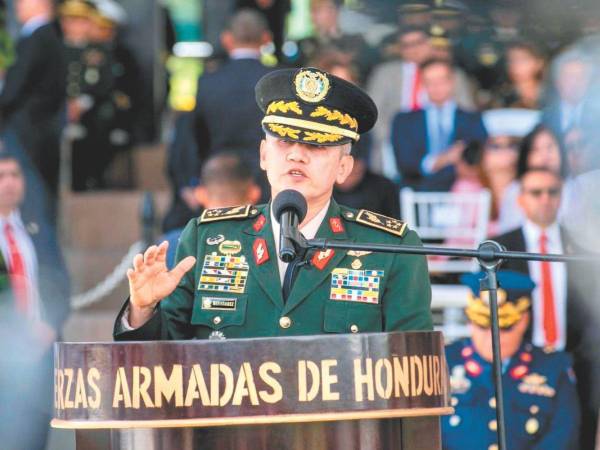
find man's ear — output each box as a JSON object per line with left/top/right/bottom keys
{"left": 247, "top": 184, "right": 262, "bottom": 204}
{"left": 220, "top": 31, "right": 234, "bottom": 53}
{"left": 194, "top": 186, "right": 209, "bottom": 207}
{"left": 336, "top": 154, "right": 354, "bottom": 184}
{"left": 259, "top": 139, "right": 267, "bottom": 171}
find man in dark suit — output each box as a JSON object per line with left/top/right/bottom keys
{"left": 193, "top": 8, "right": 274, "bottom": 179}
{"left": 0, "top": 0, "right": 66, "bottom": 201}
{"left": 494, "top": 167, "right": 596, "bottom": 449}
{"left": 0, "top": 151, "right": 70, "bottom": 449}
{"left": 542, "top": 49, "right": 592, "bottom": 146}
{"left": 391, "top": 58, "right": 487, "bottom": 191}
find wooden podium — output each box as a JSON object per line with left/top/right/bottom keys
{"left": 52, "top": 332, "right": 452, "bottom": 450}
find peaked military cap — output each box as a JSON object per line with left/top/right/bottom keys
{"left": 461, "top": 271, "right": 535, "bottom": 329}
{"left": 59, "top": 0, "right": 96, "bottom": 18}
{"left": 255, "top": 67, "right": 378, "bottom": 146}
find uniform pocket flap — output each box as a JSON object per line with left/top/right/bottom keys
{"left": 323, "top": 301, "right": 382, "bottom": 333}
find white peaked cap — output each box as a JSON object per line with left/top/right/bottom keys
{"left": 482, "top": 108, "right": 541, "bottom": 138}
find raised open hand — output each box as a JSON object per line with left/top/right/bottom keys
{"left": 127, "top": 240, "right": 196, "bottom": 312}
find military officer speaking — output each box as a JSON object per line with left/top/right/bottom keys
{"left": 114, "top": 68, "right": 433, "bottom": 340}
{"left": 443, "top": 271, "right": 580, "bottom": 450}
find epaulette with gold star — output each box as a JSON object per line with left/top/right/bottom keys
{"left": 197, "top": 205, "right": 260, "bottom": 224}
{"left": 341, "top": 208, "right": 407, "bottom": 237}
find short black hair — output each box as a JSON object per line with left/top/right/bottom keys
{"left": 419, "top": 57, "right": 454, "bottom": 74}
{"left": 518, "top": 166, "right": 563, "bottom": 183}
{"left": 200, "top": 152, "right": 254, "bottom": 186}
{"left": 517, "top": 124, "right": 568, "bottom": 178}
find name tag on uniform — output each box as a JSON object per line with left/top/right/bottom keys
{"left": 201, "top": 297, "right": 237, "bottom": 311}
{"left": 330, "top": 268, "right": 384, "bottom": 304}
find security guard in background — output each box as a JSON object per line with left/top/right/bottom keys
{"left": 114, "top": 67, "right": 432, "bottom": 340}
{"left": 443, "top": 271, "right": 580, "bottom": 450}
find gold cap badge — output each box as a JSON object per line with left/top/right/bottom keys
{"left": 294, "top": 69, "right": 330, "bottom": 103}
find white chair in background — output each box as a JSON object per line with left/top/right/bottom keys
{"left": 401, "top": 187, "right": 492, "bottom": 341}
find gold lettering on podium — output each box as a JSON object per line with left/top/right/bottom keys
{"left": 321, "top": 360, "right": 340, "bottom": 401}
{"left": 393, "top": 356, "right": 410, "bottom": 397}
{"left": 375, "top": 358, "right": 393, "bottom": 399}
{"left": 87, "top": 368, "right": 101, "bottom": 408}
{"left": 259, "top": 362, "right": 283, "bottom": 404}
{"left": 113, "top": 367, "right": 132, "bottom": 408}
{"left": 232, "top": 362, "right": 260, "bottom": 406}
{"left": 354, "top": 358, "right": 375, "bottom": 401}
{"left": 74, "top": 368, "right": 88, "bottom": 408}
{"left": 298, "top": 360, "right": 320, "bottom": 402}
{"left": 154, "top": 365, "right": 184, "bottom": 407}
{"left": 410, "top": 356, "right": 423, "bottom": 396}
{"left": 185, "top": 364, "right": 211, "bottom": 406}
{"left": 64, "top": 368, "right": 74, "bottom": 408}
{"left": 133, "top": 366, "right": 154, "bottom": 408}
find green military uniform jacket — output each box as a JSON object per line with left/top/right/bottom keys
{"left": 114, "top": 201, "right": 432, "bottom": 341}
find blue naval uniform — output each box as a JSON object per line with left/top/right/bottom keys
{"left": 442, "top": 338, "right": 580, "bottom": 450}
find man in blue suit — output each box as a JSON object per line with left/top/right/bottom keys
{"left": 0, "top": 151, "right": 70, "bottom": 449}
{"left": 442, "top": 271, "right": 580, "bottom": 450}
{"left": 193, "top": 8, "right": 275, "bottom": 176}
{"left": 391, "top": 58, "right": 487, "bottom": 191}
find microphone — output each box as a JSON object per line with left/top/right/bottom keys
{"left": 273, "top": 190, "right": 308, "bottom": 263}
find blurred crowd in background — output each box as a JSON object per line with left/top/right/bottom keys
{"left": 2, "top": 0, "right": 600, "bottom": 449}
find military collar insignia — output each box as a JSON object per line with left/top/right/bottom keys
{"left": 312, "top": 249, "right": 335, "bottom": 270}
{"left": 329, "top": 217, "right": 345, "bottom": 234}
{"left": 253, "top": 238, "right": 269, "bottom": 265}
{"left": 198, "top": 205, "right": 259, "bottom": 224}
{"left": 253, "top": 214, "right": 267, "bottom": 232}
{"left": 450, "top": 365, "right": 471, "bottom": 394}
{"left": 518, "top": 373, "right": 556, "bottom": 397}
{"left": 206, "top": 234, "right": 225, "bottom": 245}
{"left": 464, "top": 359, "right": 482, "bottom": 377}
{"left": 294, "top": 69, "right": 330, "bottom": 103}
{"left": 510, "top": 364, "right": 529, "bottom": 380}
{"left": 346, "top": 209, "right": 407, "bottom": 237}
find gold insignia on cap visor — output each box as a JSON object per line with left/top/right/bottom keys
{"left": 294, "top": 69, "right": 330, "bottom": 103}
{"left": 262, "top": 116, "right": 359, "bottom": 142}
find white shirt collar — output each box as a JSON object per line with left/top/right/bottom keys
{"left": 20, "top": 15, "right": 51, "bottom": 38}
{"left": 270, "top": 200, "right": 331, "bottom": 284}
{"left": 230, "top": 48, "right": 261, "bottom": 60}
{"left": 522, "top": 219, "right": 560, "bottom": 245}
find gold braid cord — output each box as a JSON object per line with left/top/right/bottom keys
{"left": 303, "top": 130, "right": 343, "bottom": 143}
{"left": 266, "top": 101, "right": 303, "bottom": 115}
{"left": 267, "top": 123, "right": 300, "bottom": 140}
{"left": 310, "top": 106, "right": 358, "bottom": 131}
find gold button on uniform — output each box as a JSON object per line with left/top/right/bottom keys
{"left": 488, "top": 419, "right": 497, "bottom": 431}
{"left": 489, "top": 397, "right": 496, "bottom": 408}
{"left": 213, "top": 316, "right": 222, "bottom": 325}
{"left": 449, "top": 415, "right": 461, "bottom": 427}
{"left": 489, "top": 445, "right": 498, "bottom": 450}
{"left": 530, "top": 405, "right": 539, "bottom": 415}
{"left": 526, "top": 417, "right": 539, "bottom": 434}
{"left": 451, "top": 396, "right": 458, "bottom": 406}
{"left": 350, "top": 324, "right": 359, "bottom": 333}
{"left": 279, "top": 316, "right": 292, "bottom": 329}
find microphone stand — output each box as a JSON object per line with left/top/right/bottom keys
{"left": 282, "top": 225, "right": 596, "bottom": 450}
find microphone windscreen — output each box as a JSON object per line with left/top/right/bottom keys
{"left": 273, "top": 189, "right": 308, "bottom": 224}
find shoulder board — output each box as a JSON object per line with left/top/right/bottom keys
{"left": 197, "top": 205, "right": 259, "bottom": 224}
{"left": 342, "top": 208, "right": 407, "bottom": 237}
